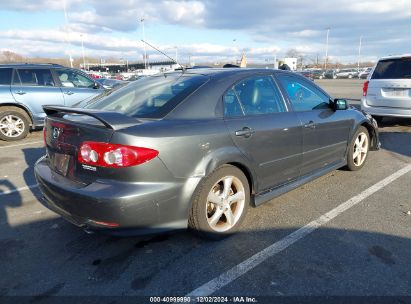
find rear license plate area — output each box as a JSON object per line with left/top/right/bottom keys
{"left": 52, "top": 153, "right": 71, "bottom": 176}
{"left": 384, "top": 88, "right": 409, "bottom": 97}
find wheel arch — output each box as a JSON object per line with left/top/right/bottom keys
{"left": 360, "top": 120, "right": 379, "bottom": 151}
{"left": 0, "top": 103, "right": 34, "bottom": 126}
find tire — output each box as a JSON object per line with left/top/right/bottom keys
{"left": 188, "top": 165, "right": 250, "bottom": 240}
{"left": 348, "top": 74, "right": 353, "bottom": 79}
{"left": 346, "top": 126, "right": 370, "bottom": 171}
{"left": 372, "top": 116, "right": 383, "bottom": 124}
{"left": 0, "top": 108, "right": 30, "bottom": 141}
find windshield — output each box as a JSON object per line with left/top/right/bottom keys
{"left": 372, "top": 58, "right": 411, "bottom": 79}
{"left": 84, "top": 73, "right": 208, "bottom": 118}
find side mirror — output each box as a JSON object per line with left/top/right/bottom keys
{"left": 93, "top": 82, "right": 100, "bottom": 89}
{"left": 333, "top": 98, "right": 348, "bottom": 111}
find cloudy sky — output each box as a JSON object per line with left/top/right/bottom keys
{"left": 1, "top": 0, "right": 410, "bottom": 64}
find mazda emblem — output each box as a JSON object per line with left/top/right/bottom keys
{"left": 52, "top": 127, "right": 62, "bottom": 139}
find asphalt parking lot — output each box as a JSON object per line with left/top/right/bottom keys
{"left": 0, "top": 79, "right": 410, "bottom": 302}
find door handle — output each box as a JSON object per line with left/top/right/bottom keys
{"left": 304, "top": 121, "right": 316, "bottom": 129}
{"left": 64, "top": 91, "right": 74, "bottom": 95}
{"left": 235, "top": 127, "right": 255, "bottom": 138}
{"left": 15, "top": 90, "right": 26, "bottom": 95}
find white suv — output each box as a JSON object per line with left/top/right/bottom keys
{"left": 361, "top": 54, "right": 411, "bottom": 122}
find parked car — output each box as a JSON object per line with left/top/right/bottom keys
{"left": 0, "top": 64, "right": 105, "bottom": 141}
{"left": 323, "top": 70, "right": 337, "bottom": 79}
{"left": 335, "top": 69, "right": 359, "bottom": 79}
{"left": 311, "top": 70, "right": 325, "bottom": 79}
{"left": 295, "top": 70, "right": 314, "bottom": 81}
{"left": 35, "top": 68, "right": 379, "bottom": 239}
{"left": 359, "top": 67, "right": 373, "bottom": 79}
{"left": 361, "top": 54, "right": 411, "bottom": 122}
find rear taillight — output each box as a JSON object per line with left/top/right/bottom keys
{"left": 363, "top": 80, "right": 369, "bottom": 96}
{"left": 78, "top": 141, "right": 158, "bottom": 168}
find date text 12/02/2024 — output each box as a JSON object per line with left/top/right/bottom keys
{"left": 149, "top": 296, "right": 257, "bottom": 303}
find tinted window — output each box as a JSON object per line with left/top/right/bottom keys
{"left": 0, "top": 68, "right": 12, "bottom": 85}
{"left": 55, "top": 69, "right": 95, "bottom": 88}
{"left": 224, "top": 89, "right": 243, "bottom": 117}
{"left": 85, "top": 74, "right": 208, "bottom": 118}
{"left": 233, "top": 75, "right": 286, "bottom": 116}
{"left": 277, "top": 75, "right": 330, "bottom": 111}
{"left": 14, "top": 69, "right": 55, "bottom": 86}
{"left": 372, "top": 58, "right": 411, "bottom": 79}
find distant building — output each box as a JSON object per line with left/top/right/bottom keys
{"left": 283, "top": 58, "right": 297, "bottom": 71}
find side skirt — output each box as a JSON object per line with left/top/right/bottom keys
{"left": 253, "top": 160, "right": 346, "bottom": 207}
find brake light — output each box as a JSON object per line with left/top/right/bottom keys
{"left": 78, "top": 141, "right": 158, "bottom": 168}
{"left": 363, "top": 81, "right": 369, "bottom": 96}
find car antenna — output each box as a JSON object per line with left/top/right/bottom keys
{"left": 141, "top": 40, "right": 185, "bottom": 72}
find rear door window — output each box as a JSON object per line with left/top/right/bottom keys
{"left": 372, "top": 58, "right": 411, "bottom": 79}
{"left": 0, "top": 68, "right": 12, "bottom": 85}
{"left": 230, "top": 75, "right": 286, "bottom": 116}
{"left": 14, "top": 69, "right": 55, "bottom": 86}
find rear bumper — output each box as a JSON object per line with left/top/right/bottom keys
{"left": 34, "top": 156, "right": 190, "bottom": 235}
{"left": 361, "top": 97, "right": 411, "bottom": 117}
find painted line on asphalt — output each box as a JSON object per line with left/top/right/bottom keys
{"left": 0, "top": 184, "right": 39, "bottom": 196}
{"left": 0, "top": 141, "right": 43, "bottom": 149}
{"left": 186, "top": 164, "right": 411, "bottom": 297}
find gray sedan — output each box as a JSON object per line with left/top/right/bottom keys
{"left": 35, "top": 68, "right": 379, "bottom": 239}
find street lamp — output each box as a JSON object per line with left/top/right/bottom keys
{"left": 140, "top": 18, "right": 147, "bottom": 69}
{"left": 324, "top": 27, "right": 330, "bottom": 70}
{"left": 80, "top": 34, "right": 86, "bottom": 70}
{"left": 357, "top": 35, "right": 363, "bottom": 72}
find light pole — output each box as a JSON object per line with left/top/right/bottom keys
{"left": 63, "top": 0, "right": 73, "bottom": 68}
{"left": 140, "top": 18, "right": 147, "bottom": 69}
{"left": 324, "top": 27, "right": 330, "bottom": 70}
{"left": 357, "top": 35, "right": 363, "bottom": 72}
{"left": 80, "top": 34, "right": 86, "bottom": 70}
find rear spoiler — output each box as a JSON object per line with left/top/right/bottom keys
{"left": 43, "top": 106, "right": 140, "bottom": 130}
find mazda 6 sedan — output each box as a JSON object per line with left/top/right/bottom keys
{"left": 35, "top": 68, "right": 379, "bottom": 239}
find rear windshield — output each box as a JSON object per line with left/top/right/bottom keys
{"left": 85, "top": 73, "right": 208, "bottom": 118}
{"left": 372, "top": 58, "right": 411, "bottom": 79}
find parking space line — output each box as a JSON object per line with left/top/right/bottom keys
{"left": 0, "top": 141, "right": 43, "bottom": 149}
{"left": 186, "top": 164, "right": 411, "bottom": 297}
{"left": 0, "top": 184, "right": 38, "bottom": 196}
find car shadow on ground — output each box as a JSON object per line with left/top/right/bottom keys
{"left": 22, "top": 147, "right": 46, "bottom": 201}
{"left": 0, "top": 209, "right": 410, "bottom": 299}
{"left": 378, "top": 117, "right": 411, "bottom": 158}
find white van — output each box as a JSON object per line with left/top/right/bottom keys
{"left": 361, "top": 54, "right": 411, "bottom": 122}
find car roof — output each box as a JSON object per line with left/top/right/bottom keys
{"left": 0, "top": 63, "right": 64, "bottom": 69}
{"left": 164, "top": 67, "right": 293, "bottom": 78}
{"left": 377, "top": 54, "right": 411, "bottom": 61}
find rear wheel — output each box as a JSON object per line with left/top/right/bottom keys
{"left": 0, "top": 108, "right": 30, "bottom": 141}
{"left": 189, "top": 165, "right": 250, "bottom": 240}
{"left": 346, "top": 126, "right": 370, "bottom": 171}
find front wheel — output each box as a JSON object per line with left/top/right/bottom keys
{"left": 346, "top": 126, "right": 370, "bottom": 171}
{"left": 0, "top": 109, "right": 30, "bottom": 141}
{"left": 188, "top": 165, "right": 250, "bottom": 240}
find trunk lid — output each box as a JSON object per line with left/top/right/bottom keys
{"left": 43, "top": 106, "right": 141, "bottom": 184}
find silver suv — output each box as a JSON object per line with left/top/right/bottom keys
{"left": 0, "top": 63, "right": 104, "bottom": 141}
{"left": 361, "top": 55, "right": 411, "bottom": 122}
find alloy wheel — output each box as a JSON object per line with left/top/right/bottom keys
{"left": 353, "top": 132, "right": 368, "bottom": 166}
{"left": 206, "top": 176, "right": 245, "bottom": 232}
{"left": 0, "top": 114, "right": 25, "bottom": 138}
